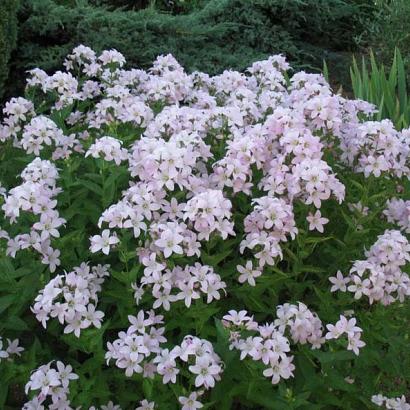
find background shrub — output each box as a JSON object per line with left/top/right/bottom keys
{"left": 0, "top": 0, "right": 20, "bottom": 101}
{"left": 364, "top": 0, "right": 410, "bottom": 68}
{"left": 3, "top": 0, "right": 376, "bottom": 101}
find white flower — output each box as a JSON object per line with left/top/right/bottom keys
{"left": 237, "top": 261, "right": 262, "bottom": 286}
{"left": 222, "top": 310, "right": 252, "bottom": 325}
{"left": 179, "top": 392, "right": 203, "bottom": 410}
{"left": 329, "top": 270, "right": 350, "bottom": 292}
{"left": 154, "top": 229, "right": 183, "bottom": 258}
{"left": 306, "top": 210, "right": 329, "bottom": 233}
{"left": 56, "top": 361, "right": 79, "bottom": 388}
{"left": 101, "top": 402, "right": 122, "bottom": 410}
{"left": 189, "top": 356, "right": 221, "bottom": 388}
{"left": 136, "top": 400, "right": 155, "bottom": 410}
{"left": 90, "top": 229, "right": 119, "bottom": 255}
{"left": 262, "top": 356, "right": 295, "bottom": 384}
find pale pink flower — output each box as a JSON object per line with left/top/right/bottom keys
{"left": 329, "top": 270, "right": 350, "bottom": 292}
{"left": 237, "top": 261, "right": 262, "bottom": 286}
{"left": 90, "top": 229, "right": 119, "bottom": 255}
{"left": 306, "top": 210, "right": 329, "bottom": 233}
{"left": 179, "top": 392, "right": 203, "bottom": 410}
{"left": 189, "top": 356, "right": 221, "bottom": 388}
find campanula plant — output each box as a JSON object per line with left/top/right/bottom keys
{"left": 0, "top": 46, "right": 409, "bottom": 409}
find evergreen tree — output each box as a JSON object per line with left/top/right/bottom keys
{"left": 0, "top": 0, "right": 20, "bottom": 100}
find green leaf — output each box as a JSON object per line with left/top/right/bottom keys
{"left": 73, "top": 178, "right": 103, "bottom": 196}
{"left": 0, "top": 294, "right": 15, "bottom": 315}
{"left": 322, "top": 59, "right": 329, "bottom": 83}
{"left": 201, "top": 248, "right": 233, "bottom": 266}
{"left": 3, "top": 316, "right": 29, "bottom": 331}
{"left": 396, "top": 47, "right": 407, "bottom": 111}
{"left": 313, "top": 349, "right": 354, "bottom": 364}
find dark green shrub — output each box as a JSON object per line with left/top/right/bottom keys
{"left": 0, "top": 0, "right": 20, "bottom": 100}
{"left": 5, "top": 0, "right": 376, "bottom": 99}
{"left": 366, "top": 0, "right": 410, "bottom": 69}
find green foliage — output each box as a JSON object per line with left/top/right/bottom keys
{"left": 0, "top": 0, "right": 20, "bottom": 100}
{"left": 364, "top": 0, "right": 410, "bottom": 69}
{"left": 86, "top": 0, "right": 203, "bottom": 13}
{"left": 5, "top": 0, "right": 375, "bottom": 99}
{"left": 350, "top": 49, "right": 410, "bottom": 129}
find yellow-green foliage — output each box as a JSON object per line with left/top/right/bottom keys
{"left": 350, "top": 49, "right": 410, "bottom": 129}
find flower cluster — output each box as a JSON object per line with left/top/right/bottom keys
{"left": 223, "top": 304, "right": 363, "bottom": 385}
{"left": 95, "top": 183, "right": 155, "bottom": 239}
{"left": 23, "top": 116, "right": 84, "bottom": 160}
{"left": 87, "top": 94, "right": 154, "bottom": 130}
{"left": 183, "top": 190, "right": 234, "bottom": 241}
{"left": 0, "top": 97, "right": 35, "bottom": 142}
{"left": 223, "top": 309, "right": 295, "bottom": 385}
{"left": 339, "top": 119, "right": 410, "bottom": 178}
{"left": 89, "top": 401, "right": 156, "bottom": 410}
{"left": 275, "top": 303, "right": 326, "bottom": 348}
{"left": 32, "top": 263, "right": 109, "bottom": 336}
{"left": 330, "top": 230, "right": 410, "bottom": 305}
{"left": 24, "top": 361, "right": 79, "bottom": 409}
{"left": 106, "top": 311, "right": 222, "bottom": 397}
{"left": 2, "top": 96, "right": 86, "bottom": 160}
{"left": 134, "top": 256, "right": 226, "bottom": 310}
{"left": 105, "top": 310, "right": 167, "bottom": 378}
{"left": 325, "top": 315, "right": 365, "bottom": 355}
{"left": 240, "top": 196, "right": 297, "bottom": 270}
{"left": 129, "top": 132, "right": 211, "bottom": 191}
{"left": 1, "top": 158, "right": 64, "bottom": 272}
{"left": 384, "top": 197, "right": 410, "bottom": 233}
{"left": 151, "top": 221, "right": 195, "bottom": 259}
{"left": 86, "top": 136, "right": 129, "bottom": 165}
{"left": 0, "top": 337, "right": 24, "bottom": 362}
{"left": 260, "top": 154, "right": 346, "bottom": 209}
{"left": 372, "top": 394, "right": 410, "bottom": 410}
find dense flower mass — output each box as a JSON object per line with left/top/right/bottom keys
{"left": 223, "top": 303, "right": 364, "bottom": 386}
{"left": 330, "top": 230, "right": 410, "bottom": 305}
{"left": 384, "top": 197, "right": 410, "bottom": 233}
{"left": 1, "top": 158, "right": 64, "bottom": 272}
{"left": 86, "top": 136, "right": 129, "bottom": 166}
{"left": 32, "top": 263, "right": 109, "bottom": 336}
{"left": 24, "top": 361, "right": 79, "bottom": 409}
{"left": 372, "top": 394, "right": 410, "bottom": 410}
{"left": 106, "top": 310, "right": 223, "bottom": 398}
{"left": 0, "top": 46, "right": 409, "bottom": 408}
{"left": 240, "top": 196, "right": 297, "bottom": 270}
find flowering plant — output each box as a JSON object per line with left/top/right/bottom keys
{"left": 0, "top": 46, "right": 409, "bottom": 409}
